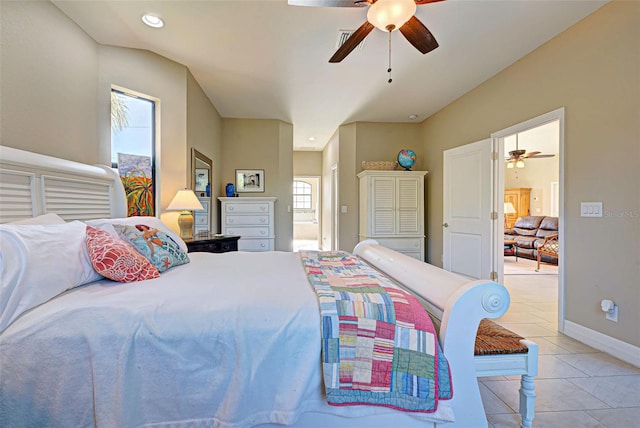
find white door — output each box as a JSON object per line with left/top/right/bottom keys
{"left": 443, "top": 139, "right": 496, "bottom": 280}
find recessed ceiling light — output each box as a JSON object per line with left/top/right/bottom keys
{"left": 142, "top": 14, "right": 164, "bottom": 29}
{"left": 307, "top": 137, "right": 316, "bottom": 141}
{"left": 408, "top": 114, "right": 418, "bottom": 120}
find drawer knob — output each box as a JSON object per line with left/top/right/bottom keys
{"left": 229, "top": 207, "right": 234, "bottom": 211}
{"left": 229, "top": 219, "right": 234, "bottom": 223}
{"left": 260, "top": 206, "right": 266, "bottom": 211}
{"left": 260, "top": 243, "right": 265, "bottom": 247}
{"left": 261, "top": 231, "right": 266, "bottom": 235}
{"left": 260, "top": 218, "right": 266, "bottom": 223}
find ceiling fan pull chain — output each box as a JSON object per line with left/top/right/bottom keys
{"left": 387, "top": 30, "right": 392, "bottom": 84}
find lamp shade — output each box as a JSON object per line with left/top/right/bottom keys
{"left": 504, "top": 202, "right": 517, "bottom": 215}
{"left": 367, "top": 0, "right": 416, "bottom": 32}
{"left": 167, "top": 189, "right": 204, "bottom": 211}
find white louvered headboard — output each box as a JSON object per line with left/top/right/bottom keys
{"left": 0, "top": 146, "right": 127, "bottom": 223}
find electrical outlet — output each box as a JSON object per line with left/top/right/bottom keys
{"left": 606, "top": 305, "right": 619, "bottom": 322}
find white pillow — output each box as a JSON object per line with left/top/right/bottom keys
{"left": 0, "top": 221, "right": 101, "bottom": 333}
{"left": 8, "top": 213, "right": 66, "bottom": 225}
{"left": 85, "top": 216, "right": 188, "bottom": 253}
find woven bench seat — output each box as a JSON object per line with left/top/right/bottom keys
{"left": 474, "top": 318, "right": 538, "bottom": 428}
{"left": 475, "top": 318, "right": 529, "bottom": 355}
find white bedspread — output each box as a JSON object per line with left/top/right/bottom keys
{"left": 0, "top": 251, "right": 453, "bottom": 427}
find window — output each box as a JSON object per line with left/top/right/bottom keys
{"left": 293, "top": 181, "right": 312, "bottom": 210}
{"left": 111, "top": 89, "right": 156, "bottom": 216}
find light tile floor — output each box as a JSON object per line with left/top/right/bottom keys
{"left": 481, "top": 272, "right": 640, "bottom": 427}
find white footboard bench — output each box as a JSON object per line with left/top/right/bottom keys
{"left": 475, "top": 319, "right": 538, "bottom": 428}
{"left": 351, "top": 240, "right": 513, "bottom": 428}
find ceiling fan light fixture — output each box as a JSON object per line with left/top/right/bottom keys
{"left": 515, "top": 159, "right": 526, "bottom": 168}
{"left": 367, "top": 0, "right": 417, "bottom": 32}
{"left": 506, "top": 161, "right": 515, "bottom": 169}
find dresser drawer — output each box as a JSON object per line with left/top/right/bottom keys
{"left": 225, "top": 203, "right": 270, "bottom": 214}
{"left": 224, "top": 226, "right": 271, "bottom": 238}
{"left": 238, "top": 239, "right": 273, "bottom": 252}
{"left": 195, "top": 212, "right": 209, "bottom": 226}
{"left": 225, "top": 215, "right": 269, "bottom": 226}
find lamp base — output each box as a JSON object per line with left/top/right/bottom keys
{"left": 177, "top": 211, "right": 194, "bottom": 240}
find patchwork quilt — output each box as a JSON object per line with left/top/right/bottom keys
{"left": 300, "top": 251, "right": 453, "bottom": 412}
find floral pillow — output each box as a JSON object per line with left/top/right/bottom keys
{"left": 85, "top": 226, "right": 160, "bottom": 282}
{"left": 113, "top": 224, "right": 190, "bottom": 273}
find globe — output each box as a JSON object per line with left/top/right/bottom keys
{"left": 397, "top": 149, "right": 417, "bottom": 170}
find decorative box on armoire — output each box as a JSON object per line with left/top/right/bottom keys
{"left": 504, "top": 188, "right": 531, "bottom": 229}
{"left": 357, "top": 170, "right": 428, "bottom": 261}
{"left": 218, "top": 197, "right": 276, "bottom": 252}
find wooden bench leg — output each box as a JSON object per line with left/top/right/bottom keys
{"left": 519, "top": 374, "right": 535, "bottom": 428}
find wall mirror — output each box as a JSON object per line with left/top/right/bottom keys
{"left": 191, "top": 148, "right": 212, "bottom": 236}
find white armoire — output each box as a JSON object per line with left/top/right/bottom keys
{"left": 357, "top": 170, "right": 428, "bottom": 260}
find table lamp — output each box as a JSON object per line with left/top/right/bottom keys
{"left": 504, "top": 202, "right": 517, "bottom": 228}
{"left": 167, "top": 189, "right": 204, "bottom": 240}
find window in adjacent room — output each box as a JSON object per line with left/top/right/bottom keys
{"left": 293, "top": 180, "right": 312, "bottom": 210}
{"left": 111, "top": 88, "right": 156, "bottom": 216}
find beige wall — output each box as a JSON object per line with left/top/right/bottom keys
{"left": 337, "top": 123, "right": 357, "bottom": 252}
{"left": 98, "top": 45, "right": 188, "bottom": 228}
{"left": 1, "top": 1, "right": 223, "bottom": 236}
{"left": 354, "top": 122, "right": 423, "bottom": 172}
{"left": 420, "top": 2, "right": 639, "bottom": 347}
{"left": 220, "top": 118, "right": 293, "bottom": 251}
{"left": 293, "top": 151, "right": 323, "bottom": 176}
{"left": 1, "top": 0, "right": 98, "bottom": 163}
{"left": 187, "top": 71, "right": 223, "bottom": 232}
{"left": 321, "top": 130, "right": 339, "bottom": 250}
{"left": 277, "top": 121, "right": 294, "bottom": 251}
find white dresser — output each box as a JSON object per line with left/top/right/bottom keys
{"left": 357, "top": 170, "right": 427, "bottom": 260}
{"left": 218, "top": 197, "right": 276, "bottom": 252}
{"left": 194, "top": 196, "right": 210, "bottom": 235}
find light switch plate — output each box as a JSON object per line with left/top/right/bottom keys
{"left": 581, "top": 202, "right": 603, "bottom": 217}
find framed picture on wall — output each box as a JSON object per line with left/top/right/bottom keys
{"left": 236, "top": 169, "right": 264, "bottom": 193}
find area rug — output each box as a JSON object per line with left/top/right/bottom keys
{"left": 504, "top": 256, "right": 558, "bottom": 275}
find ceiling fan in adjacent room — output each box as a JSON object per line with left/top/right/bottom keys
{"left": 505, "top": 135, "right": 555, "bottom": 169}
{"left": 289, "top": 0, "right": 444, "bottom": 68}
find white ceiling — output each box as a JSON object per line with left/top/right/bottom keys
{"left": 52, "top": 0, "right": 607, "bottom": 151}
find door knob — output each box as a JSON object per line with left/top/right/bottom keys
{"left": 443, "top": 223, "right": 449, "bottom": 228}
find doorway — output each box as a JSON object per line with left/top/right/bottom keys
{"left": 493, "top": 108, "right": 565, "bottom": 332}
{"left": 293, "top": 176, "right": 321, "bottom": 251}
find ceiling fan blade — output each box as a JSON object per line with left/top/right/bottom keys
{"left": 329, "top": 21, "right": 374, "bottom": 63}
{"left": 528, "top": 153, "right": 555, "bottom": 159}
{"left": 521, "top": 151, "right": 541, "bottom": 158}
{"left": 288, "top": 0, "right": 368, "bottom": 7}
{"left": 399, "top": 16, "right": 439, "bottom": 55}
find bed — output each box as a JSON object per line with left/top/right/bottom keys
{"left": 0, "top": 146, "right": 511, "bottom": 428}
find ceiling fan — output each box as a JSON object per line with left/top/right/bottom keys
{"left": 289, "top": 0, "right": 444, "bottom": 64}
{"left": 505, "top": 135, "right": 555, "bottom": 169}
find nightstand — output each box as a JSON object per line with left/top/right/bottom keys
{"left": 184, "top": 235, "right": 240, "bottom": 253}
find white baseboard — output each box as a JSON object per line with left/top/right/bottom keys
{"left": 564, "top": 320, "right": 640, "bottom": 368}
